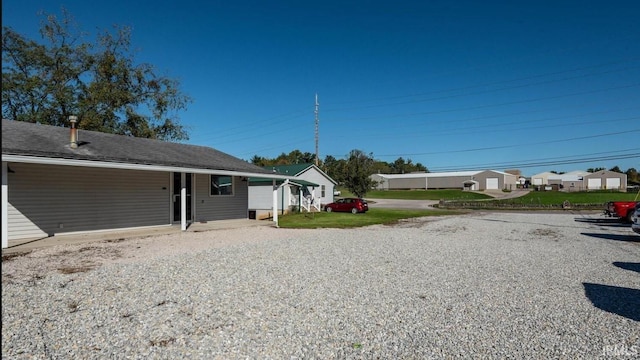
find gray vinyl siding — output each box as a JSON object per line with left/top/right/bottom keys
{"left": 7, "top": 163, "right": 170, "bottom": 239}
{"left": 195, "top": 174, "right": 249, "bottom": 221}
{"left": 7, "top": 202, "right": 48, "bottom": 240}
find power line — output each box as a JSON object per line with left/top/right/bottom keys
{"left": 326, "top": 83, "right": 640, "bottom": 123}
{"left": 333, "top": 115, "right": 640, "bottom": 141}
{"left": 323, "top": 63, "right": 640, "bottom": 112}
{"left": 428, "top": 151, "right": 640, "bottom": 172}
{"left": 371, "top": 129, "right": 639, "bottom": 157}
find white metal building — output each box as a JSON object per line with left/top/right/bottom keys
{"left": 371, "top": 170, "right": 518, "bottom": 191}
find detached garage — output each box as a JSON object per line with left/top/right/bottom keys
{"left": 583, "top": 170, "right": 627, "bottom": 191}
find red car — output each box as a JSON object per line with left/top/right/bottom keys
{"left": 325, "top": 198, "right": 369, "bottom": 214}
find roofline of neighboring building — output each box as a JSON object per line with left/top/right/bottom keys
{"left": 267, "top": 163, "right": 338, "bottom": 185}
{"left": 373, "top": 171, "right": 480, "bottom": 179}
{"left": 2, "top": 154, "right": 292, "bottom": 180}
{"left": 296, "top": 164, "right": 338, "bottom": 185}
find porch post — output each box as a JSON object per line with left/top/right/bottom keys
{"left": 272, "top": 179, "right": 278, "bottom": 226}
{"left": 2, "top": 162, "right": 8, "bottom": 248}
{"left": 312, "top": 187, "right": 316, "bottom": 210}
{"left": 181, "top": 172, "right": 187, "bottom": 231}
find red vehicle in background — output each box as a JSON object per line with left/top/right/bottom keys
{"left": 324, "top": 198, "right": 369, "bottom": 214}
{"left": 604, "top": 201, "right": 638, "bottom": 223}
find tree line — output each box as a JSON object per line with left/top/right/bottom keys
{"left": 253, "top": 149, "right": 638, "bottom": 197}
{"left": 251, "top": 149, "right": 427, "bottom": 197}
{"left": 4, "top": 11, "right": 636, "bottom": 194}
{"left": 2, "top": 9, "right": 190, "bottom": 141}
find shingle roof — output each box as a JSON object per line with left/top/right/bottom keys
{"left": 267, "top": 163, "right": 313, "bottom": 176}
{"left": 1, "top": 119, "right": 273, "bottom": 174}
{"left": 248, "top": 178, "right": 320, "bottom": 187}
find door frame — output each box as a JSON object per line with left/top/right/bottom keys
{"left": 171, "top": 172, "right": 194, "bottom": 224}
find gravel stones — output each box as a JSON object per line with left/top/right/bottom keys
{"left": 2, "top": 212, "right": 639, "bottom": 358}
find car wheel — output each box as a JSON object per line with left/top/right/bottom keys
{"left": 326, "top": 207, "right": 332, "bottom": 213}
{"left": 351, "top": 208, "right": 358, "bottom": 214}
{"left": 626, "top": 211, "right": 634, "bottom": 223}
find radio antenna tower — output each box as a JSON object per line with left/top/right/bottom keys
{"left": 314, "top": 93, "right": 319, "bottom": 166}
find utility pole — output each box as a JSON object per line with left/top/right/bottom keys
{"left": 314, "top": 93, "right": 319, "bottom": 166}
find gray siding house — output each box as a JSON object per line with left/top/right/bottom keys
{"left": 1, "top": 119, "right": 289, "bottom": 248}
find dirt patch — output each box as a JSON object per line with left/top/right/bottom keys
{"left": 529, "top": 228, "right": 561, "bottom": 240}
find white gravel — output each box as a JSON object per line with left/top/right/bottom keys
{"left": 2, "top": 212, "right": 639, "bottom": 359}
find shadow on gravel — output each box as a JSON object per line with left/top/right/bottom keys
{"left": 583, "top": 283, "right": 640, "bottom": 321}
{"left": 613, "top": 262, "right": 640, "bottom": 273}
{"left": 581, "top": 233, "right": 640, "bottom": 242}
{"left": 574, "top": 218, "right": 630, "bottom": 228}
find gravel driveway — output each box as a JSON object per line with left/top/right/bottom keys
{"left": 2, "top": 212, "right": 639, "bottom": 359}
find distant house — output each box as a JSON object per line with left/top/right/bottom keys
{"left": 371, "top": 170, "right": 518, "bottom": 191}
{"left": 248, "top": 164, "right": 337, "bottom": 219}
{"left": 1, "top": 119, "right": 289, "bottom": 248}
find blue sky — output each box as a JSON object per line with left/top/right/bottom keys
{"left": 3, "top": 0, "right": 639, "bottom": 176}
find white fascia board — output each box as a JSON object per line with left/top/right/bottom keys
{"left": 2, "top": 155, "right": 292, "bottom": 180}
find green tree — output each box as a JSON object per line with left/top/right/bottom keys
{"left": 371, "top": 160, "right": 392, "bottom": 175}
{"left": 625, "top": 168, "right": 638, "bottom": 184}
{"left": 323, "top": 155, "right": 346, "bottom": 184}
{"left": 389, "top": 157, "right": 427, "bottom": 173}
{"left": 2, "top": 9, "right": 191, "bottom": 141}
{"left": 343, "top": 149, "right": 376, "bottom": 198}
{"left": 250, "top": 155, "right": 269, "bottom": 167}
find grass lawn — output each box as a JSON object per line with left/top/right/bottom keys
{"left": 334, "top": 187, "right": 639, "bottom": 206}
{"left": 358, "top": 189, "right": 492, "bottom": 201}
{"left": 496, "top": 190, "right": 639, "bottom": 205}
{"left": 278, "top": 208, "right": 465, "bottom": 229}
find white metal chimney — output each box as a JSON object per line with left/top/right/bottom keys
{"left": 69, "top": 115, "right": 78, "bottom": 149}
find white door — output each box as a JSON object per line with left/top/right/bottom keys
{"left": 605, "top": 178, "right": 621, "bottom": 189}
{"left": 587, "top": 178, "right": 602, "bottom": 190}
{"left": 486, "top": 178, "right": 499, "bottom": 190}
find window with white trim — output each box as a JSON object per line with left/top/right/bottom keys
{"left": 210, "top": 175, "right": 234, "bottom": 196}
{"left": 321, "top": 185, "right": 325, "bottom": 197}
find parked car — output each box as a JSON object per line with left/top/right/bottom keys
{"left": 631, "top": 203, "right": 640, "bottom": 235}
{"left": 333, "top": 190, "right": 341, "bottom": 196}
{"left": 604, "top": 201, "right": 638, "bottom": 223}
{"left": 324, "top": 198, "right": 368, "bottom": 214}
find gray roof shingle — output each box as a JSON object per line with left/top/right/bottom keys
{"left": 2, "top": 119, "right": 273, "bottom": 174}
